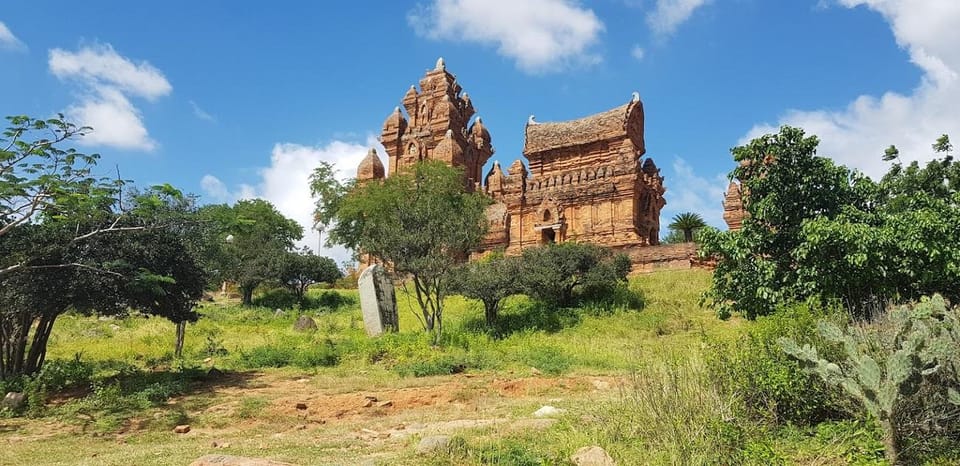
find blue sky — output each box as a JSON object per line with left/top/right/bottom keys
{"left": 2, "top": 1, "right": 958, "bottom": 263}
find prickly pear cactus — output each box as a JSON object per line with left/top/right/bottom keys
{"left": 779, "top": 294, "right": 960, "bottom": 463}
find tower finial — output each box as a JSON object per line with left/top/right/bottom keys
{"left": 527, "top": 115, "right": 538, "bottom": 125}
{"left": 436, "top": 57, "right": 446, "bottom": 71}
{"left": 631, "top": 91, "right": 640, "bottom": 102}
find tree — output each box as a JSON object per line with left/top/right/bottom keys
{"left": 701, "top": 126, "right": 960, "bottom": 319}
{"left": 0, "top": 216, "right": 208, "bottom": 378}
{"left": 518, "top": 242, "right": 632, "bottom": 308}
{"left": 1, "top": 115, "right": 132, "bottom": 278}
{"left": 448, "top": 253, "right": 523, "bottom": 329}
{"left": 327, "top": 161, "right": 488, "bottom": 337}
{"left": 0, "top": 114, "right": 209, "bottom": 377}
{"left": 199, "top": 199, "right": 302, "bottom": 306}
{"left": 699, "top": 126, "right": 870, "bottom": 319}
{"left": 278, "top": 248, "right": 342, "bottom": 306}
{"left": 667, "top": 212, "right": 707, "bottom": 243}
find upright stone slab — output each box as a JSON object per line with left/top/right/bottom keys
{"left": 357, "top": 264, "right": 398, "bottom": 336}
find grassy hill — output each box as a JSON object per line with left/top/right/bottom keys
{"left": 3, "top": 269, "right": 945, "bottom": 465}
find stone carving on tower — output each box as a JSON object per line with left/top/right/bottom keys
{"left": 379, "top": 57, "right": 493, "bottom": 190}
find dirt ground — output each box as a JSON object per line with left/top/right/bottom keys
{"left": 1, "top": 370, "right": 624, "bottom": 465}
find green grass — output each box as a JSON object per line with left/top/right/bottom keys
{"left": 12, "top": 269, "right": 957, "bottom": 465}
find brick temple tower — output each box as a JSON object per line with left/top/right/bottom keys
{"left": 378, "top": 58, "right": 494, "bottom": 189}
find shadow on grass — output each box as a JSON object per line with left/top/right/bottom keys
{"left": 460, "top": 285, "right": 645, "bottom": 338}
{"left": 459, "top": 297, "right": 583, "bottom": 338}
{"left": 33, "top": 361, "right": 262, "bottom": 433}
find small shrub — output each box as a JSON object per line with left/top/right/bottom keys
{"left": 241, "top": 344, "right": 295, "bottom": 368}
{"left": 313, "top": 290, "right": 356, "bottom": 309}
{"left": 704, "top": 301, "right": 850, "bottom": 426}
{"left": 291, "top": 339, "right": 339, "bottom": 368}
{"left": 520, "top": 345, "right": 572, "bottom": 376}
{"left": 252, "top": 288, "right": 299, "bottom": 310}
{"left": 394, "top": 353, "right": 470, "bottom": 377}
{"left": 236, "top": 397, "right": 268, "bottom": 419}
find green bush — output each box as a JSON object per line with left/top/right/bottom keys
{"left": 520, "top": 345, "right": 572, "bottom": 375}
{"left": 393, "top": 353, "right": 470, "bottom": 377}
{"left": 252, "top": 288, "right": 299, "bottom": 310}
{"left": 518, "top": 242, "right": 631, "bottom": 308}
{"left": 240, "top": 340, "right": 340, "bottom": 369}
{"left": 704, "top": 301, "right": 850, "bottom": 426}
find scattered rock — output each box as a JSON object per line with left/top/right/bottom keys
{"left": 2, "top": 392, "right": 26, "bottom": 411}
{"left": 203, "top": 357, "right": 213, "bottom": 364}
{"left": 533, "top": 405, "right": 565, "bottom": 418}
{"left": 377, "top": 400, "right": 393, "bottom": 408}
{"left": 570, "top": 446, "right": 616, "bottom": 466}
{"left": 530, "top": 367, "right": 542, "bottom": 376}
{"left": 211, "top": 440, "right": 231, "bottom": 449}
{"left": 295, "top": 378, "right": 310, "bottom": 383}
{"left": 295, "top": 402, "right": 308, "bottom": 410}
{"left": 109, "top": 324, "right": 121, "bottom": 331}
{"left": 364, "top": 395, "right": 378, "bottom": 402}
{"left": 189, "top": 454, "right": 295, "bottom": 466}
{"left": 274, "top": 309, "right": 284, "bottom": 317}
{"left": 294, "top": 424, "right": 307, "bottom": 431}
{"left": 361, "top": 399, "right": 374, "bottom": 408}
{"left": 292, "top": 315, "right": 317, "bottom": 331}
{"left": 207, "top": 368, "right": 224, "bottom": 378}
{"left": 173, "top": 424, "right": 191, "bottom": 434}
{"left": 416, "top": 435, "right": 451, "bottom": 454}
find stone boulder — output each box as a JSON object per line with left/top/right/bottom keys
{"left": 2, "top": 392, "right": 26, "bottom": 411}
{"left": 570, "top": 446, "right": 615, "bottom": 466}
{"left": 292, "top": 315, "right": 317, "bottom": 332}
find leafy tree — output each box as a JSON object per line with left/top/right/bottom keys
{"left": 0, "top": 215, "right": 207, "bottom": 378}
{"left": 518, "top": 242, "right": 631, "bottom": 308}
{"left": 448, "top": 253, "right": 523, "bottom": 328}
{"left": 308, "top": 160, "right": 352, "bottom": 242}
{"left": 327, "top": 161, "right": 488, "bottom": 337}
{"left": 278, "top": 248, "right": 342, "bottom": 306}
{"left": 0, "top": 114, "right": 209, "bottom": 376}
{"left": 1, "top": 115, "right": 132, "bottom": 278}
{"left": 699, "top": 126, "right": 870, "bottom": 319}
{"left": 667, "top": 212, "right": 707, "bottom": 243}
{"left": 702, "top": 126, "right": 960, "bottom": 320}
{"left": 199, "top": 199, "right": 302, "bottom": 306}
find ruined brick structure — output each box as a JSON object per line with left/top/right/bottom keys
{"left": 376, "top": 58, "right": 493, "bottom": 190}
{"left": 360, "top": 59, "right": 668, "bottom": 261}
{"left": 722, "top": 181, "right": 746, "bottom": 231}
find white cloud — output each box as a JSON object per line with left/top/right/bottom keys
{"left": 0, "top": 21, "right": 25, "bottom": 50}
{"left": 201, "top": 137, "right": 386, "bottom": 267}
{"left": 50, "top": 44, "right": 171, "bottom": 100}
{"left": 408, "top": 0, "right": 604, "bottom": 73}
{"left": 631, "top": 44, "right": 646, "bottom": 61}
{"left": 646, "top": 0, "right": 712, "bottom": 37}
{"left": 49, "top": 43, "right": 171, "bottom": 151}
{"left": 742, "top": 0, "right": 960, "bottom": 179}
{"left": 189, "top": 100, "right": 216, "bottom": 122}
{"left": 64, "top": 86, "right": 155, "bottom": 150}
{"left": 662, "top": 157, "right": 728, "bottom": 230}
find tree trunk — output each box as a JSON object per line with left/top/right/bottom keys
{"left": 484, "top": 302, "right": 498, "bottom": 328}
{"left": 25, "top": 313, "right": 57, "bottom": 375}
{"left": 684, "top": 229, "right": 694, "bottom": 242}
{"left": 241, "top": 286, "right": 254, "bottom": 306}
{"left": 880, "top": 419, "right": 901, "bottom": 465}
{"left": 174, "top": 321, "right": 186, "bottom": 358}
